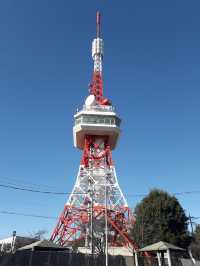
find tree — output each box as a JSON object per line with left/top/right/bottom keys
{"left": 28, "top": 229, "right": 47, "bottom": 240}
{"left": 131, "top": 189, "right": 191, "bottom": 248}
{"left": 190, "top": 225, "right": 200, "bottom": 260}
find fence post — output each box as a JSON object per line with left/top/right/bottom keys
{"left": 157, "top": 252, "right": 161, "bottom": 266}
{"left": 134, "top": 251, "right": 138, "bottom": 266}
{"left": 167, "top": 249, "right": 172, "bottom": 266}
{"left": 47, "top": 251, "right": 51, "bottom": 266}
{"left": 28, "top": 251, "right": 33, "bottom": 266}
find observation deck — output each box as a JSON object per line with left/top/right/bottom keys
{"left": 73, "top": 103, "right": 121, "bottom": 150}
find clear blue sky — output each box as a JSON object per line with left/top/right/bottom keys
{"left": 0, "top": 0, "right": 200, "bottom": 238}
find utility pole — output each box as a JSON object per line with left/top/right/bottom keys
{"left": 141, "top": 213, "right": 144, "bottom": 247}
{"left": 11, "top": 230, "right": 16, "bottom": 253}
{"left": 91, "top": 188, "right": 94, "bottom": 255}
{"left": 189, "top": 213, "right": 194, "bottom": 235}
{"left": 105, "top": 184, "right": 108, "bottom": 266}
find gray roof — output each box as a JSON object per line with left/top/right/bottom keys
{"left": 139, "top": 241, "right": 185, "bottom": 252}
{"left": 18, "top": 239, "right": 64, "bottom": 251}
{"left": 0, "top": 236, "right": 37, "bottom": 244}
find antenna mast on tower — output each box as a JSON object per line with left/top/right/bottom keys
{"left": 51, "top": 12, "right": 137, "bottom": 253}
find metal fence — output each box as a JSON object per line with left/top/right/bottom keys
{"left": 180, "top": 258, "right": 200, "bottom": 266}
{"left": 0, "top": 251, "right": 133, "bottom": 266}
{"left": 137, "top": 255, "right": 199, "bottom": 266}
{"left": 137, "top": 256, "right": 158, "bottom": 266}
{"left": 0, "top": 251, "right": 198, "bottom": 266}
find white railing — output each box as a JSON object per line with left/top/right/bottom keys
{"left": 78, "top": 105, "right": 115, "bottom": 113}
{"left": 74, "top": 115, "right": 121, "bottom": 127}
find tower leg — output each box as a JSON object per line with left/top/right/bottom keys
{"left": 51, "top": 135, "right": 137, "bottom": 252}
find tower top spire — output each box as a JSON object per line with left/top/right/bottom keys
{"left": 96, "top": 11, "right": 101, "bottom": 38}
{"left": 90, "top": 12, "right": 111, "bottom": 105}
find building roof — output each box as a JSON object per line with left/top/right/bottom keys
{"left": 0, "top": 236, "right": 37, "bottom": 245}
{"left": 18, "top": 239, "right": 67, "bottom": 251}
{"left": 78, "top": 246, "right": 133, "bottom": 256}
{"left": 139, "top": 241, "right": 185, "bottom": 252}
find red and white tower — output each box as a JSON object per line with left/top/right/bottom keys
{"left": 51, "top": 12, "right": 137, "bottom": 253}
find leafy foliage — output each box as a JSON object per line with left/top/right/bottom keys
{"left": 132, "top": 189, "right": 191, "bottom": 248}
{"left": 190, "top": 225, "right": 200, "bottom": 260}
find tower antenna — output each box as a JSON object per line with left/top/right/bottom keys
{"left": 96, "top": 11, "right": 101, "bottom": 38}
{"left": 91, "top": 11, "right": 104, "bottom": 103}
{"left": 51, "top": 12, "right": 138, "bottom": 255}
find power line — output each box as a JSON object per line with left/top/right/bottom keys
{"left": 173, "top": 191, "right": 200, "bottom": 196}
{"left": 0, "top": 210, "right": 200, "bottom": 221}
{"left": 192, "top": 217, "right": 200, "bottom": 220}
{"left": 1, "top": 183, "right": 200, "bottom": 198}
{"left": 1, "top": 174, "right": 200, "bottom": 198}
{"left": 0, "top": 211, "right": 57, "bottom": 220}
{"left": 0, "top": 184, "right": 84, "bottom": 195}
{"left": 0, "top": 176, "right": 56, "bottom": 190}
{"left": 126, "top": 191, "right": 200, "bottom": 197}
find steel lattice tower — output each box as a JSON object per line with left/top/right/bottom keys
{"left": 51, "top": 12, "right": 137, "bottom": 253}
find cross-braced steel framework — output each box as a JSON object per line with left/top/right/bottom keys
{"left": 51, "top": 136, "right": 137, "bottom": 251}
{"left": 51, "top": 12, "right": 138, "bottom": 252}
